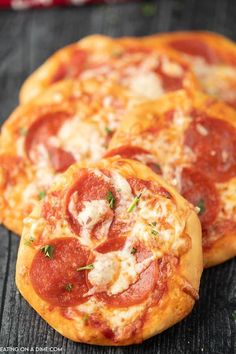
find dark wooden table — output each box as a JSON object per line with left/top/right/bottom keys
{"left": 0, "top": 1, "right": 236, "bottom": 353}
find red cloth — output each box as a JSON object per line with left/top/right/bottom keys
{"left": 0, "top": 0, "right": 130, "bottom": 10}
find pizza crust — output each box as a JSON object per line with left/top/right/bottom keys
{"left": 108, "top": 89, "right": 236, "bottom": 267}
{"left": 16, "top": 157, "right": 202, "bottom": 345}
{"left": 0, "top": 78, "right": 134, "bottom": 235}
{"left": 19, "top": 34, "right": 199, "bottom": 104}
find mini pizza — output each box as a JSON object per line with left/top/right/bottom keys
{"left": 19, "top": 34, "right": 199, "bottom": 103}
{"left": 143, "top": 31, "right": 236, "bottom": 108}
{"left": 0, "top": 78, "right": 135, "bottom": 235}
{"left": 109, "top": 90, "right": 236, "bottom": 267}
{"left": 16, "top": 157, "right": 202, "bottom": 345}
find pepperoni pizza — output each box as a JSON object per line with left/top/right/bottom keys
{"left": 143, "top": 31, "right": 236, "bottom": 109}
{"left": 19, "top": 34, "right": 199, "bottom": 103}
{"left": 16, "top": 157, "right": 202, "bottom": 345}
{"left": 0, "top": 78, "right": 134, "bottom": 235}
{"left": 109, "top": 90, "right": 236, "bottom": 267}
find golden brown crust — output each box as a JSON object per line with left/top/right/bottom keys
{"left": 109, "top": 89, "right": 236, "bottom": 267}
{"left": 16, "top": 157, "right": 202, "bottom": 345}
{"left": 0, "top": 78, "right": 134, "bottom": 235}
{"left": 19, "top": 34, "right": 199, "bottom": 104}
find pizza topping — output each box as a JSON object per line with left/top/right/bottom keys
{"left": 77, "top": 264, "right": 94, "bottom": 271}
{"left": 38, "top": 191, "right": 46, "bottom": 200}
{"left": 89, "top": 241, "right": 157, "bottom": 307}
{"left": 155, "top": 59, "right": 185, "bottom": 92}
{"left": 180, "top": 167, "right": 219, "bottom": 228}
{"left": 95, "top": 237, "right": 127, "bottom": 254}
{"left": 131, "top": 247, "right": 137, "bottom": 254}
{"left": 30, "top": 237, "right": 91, "bottom": 307}
{"left": 25, "top": 111, "right": 75, "bottom": 173}
{"left": 197, "top": 198, "right": 206, "bottom": 215}
{"left": 168, "top": 38, "right": 220, "bottom": 64}
{"left": 52, "top": 48, "right": 88, "bottom": 83}
{"left": 65, "top": 283, "right": 74, "bottom": 292}
{"left": 107, "top": 191, "right": 116, "bottom": 209}
{"left": 66, "top": 170, "right": 115, "bottom": 243}
{"left": 40, "top": 244, "right": 54, "bottom": 259}
{"left": 104, "top": 145, "right": 162, "bottom": 175}
{"left": 127, "top": 193, "right": 142, "bottom": 213}
{"left": 184, "top": 116, "right": 236, "bottom": 182}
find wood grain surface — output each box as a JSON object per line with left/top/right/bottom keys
{"left": 0, "top": 1, "right": 236, "bottom": 353}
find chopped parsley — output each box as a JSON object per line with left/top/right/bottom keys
{"left": 107, "top": 191, "right": 115, "bottom": 209}
{"left": 40, "top": 245, "right": 54, "bottom": 259}
{"left": 77, "top": 264, "right": 94, "bottom": 271}
{"left": 65, "top": 283, "right": 73, "bottom": 292}
{"left": 149, "top": 222, "right": 158, "bottom": 236}
{"left": 38, "top": 190, "right": 46, "bottom": 200}
{"left": 24, "top": 236, "right": 35, "bottom": 247}
{"left": 131, "top": 247, "right": 137, "bottom": 255}
{"left": 127, "top": 193, "right": 142, "bottom": 213}
{"left": 105, "top": 126, "right": 113, "bottom": 134}
{"left": 141, "top": 2, "right": 157, "bottom": 17}
{"left": 197, "top": 199, "right": 205, "bottom": 215}
{"left": 19, "top": 127, "right": 27, "bottom": 136}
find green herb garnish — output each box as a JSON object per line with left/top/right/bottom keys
{"left": 77, "top": 264, "right": 94, "bottom": 271}
{"left": 65, "top": 283, "right": 73, "bottom": 292}
{"left": 131, "top": 247, "right": 137, "bottom": 255}
{"left": 197, "top": 199, "right": 205, "bottom": 215}
{"left": 40, "top": 245, "right": 54, "bottom": 259}
{"left": 127, "top": 193, "right": 142, "bottom": 213}
{"left": 24, "top": 236, "right": 35, "bottom": 247}
{"left": 105, "top": 126, "right": 113, "bottom": 134}
{"left": 141, "top": 2, "right": 157, "bottom": 17}
{"left": 38, "top": 191, "right": 46, "bottom": 200}
{"left": 149, "top": 222, "right": 158, "bottom": 236}
{"left": 107, "top": 191, "right": 115, "bottom": 209}
{"left": 232, "top": 311, "right": 236, "bottom": 321}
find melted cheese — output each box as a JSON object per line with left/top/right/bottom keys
{"left": 132, "top": 110, "right": 193, "bottom": 184}
{"left": 87, "top": 240, "right": 153, "bottom": 296}
{"left": 217, "top": 177, "right": 236, "bottom": 221}
{"left": 129, "top": 72, "right": 164, "bottom": 99}
{"left": 68, "top": 197, "right": 112, "bottom": 244}
{"left": 161, "top": 57, "right": 184, "bottom": 77}
{"left": 57, "top": 117, "right": 106, "bottom": 161}
{"left": 184, "top": 54, "right": 236, "bottom": 103}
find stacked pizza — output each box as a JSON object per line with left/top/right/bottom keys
{"left": 0, "top": 31, "right": 236, "bottom": 345}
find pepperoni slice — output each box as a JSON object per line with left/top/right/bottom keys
{"left": 203, "top": 219, "right": 236, "bottom": 249}
{"left": 95, "top": 237, "right": 127, "bottom": 254}
{"left": 180, "top": 167, "right": 219, "bottom": 228}
{"left": 155, "top": 61, "right": 185, "bottom": 92}
{"left": 30, "top": 237, "right": 91, "bottom": 307}
{"left": 25, "top": 111, "right": 75, "bottom": 173}
{"left": 184, "top": 116, "right": 236, "bottom": 182}
{"left": 104, "top": 145, "right": 162, "bottom": 175}
{"left": 47, "top": 145, "right": 76, "bottom": 173}
{"left": 169, "top": 38, "right": 220, "bottom": 64}
{"left": 95, "top": 242, "right": 158, "bottom": 307}
{"left": 65, "top": 170, "right": 116, "bottom": 237}
{"left": 52, "top": 48, "right": 87, "bottom": 83}
{"left": 128, "top": 177, "right": 172, "bottom": 199}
